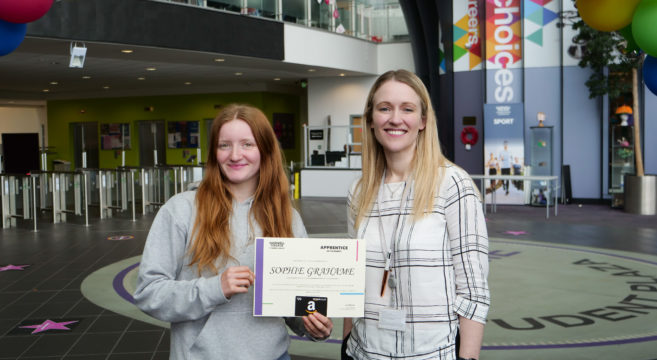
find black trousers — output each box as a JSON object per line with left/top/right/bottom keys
{"left": 501, "top": 167, "right": 511, "bottom": 190}
{"left": 341, "top": 332, "right": 353, "bottom": 360}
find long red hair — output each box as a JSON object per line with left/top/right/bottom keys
{"left": 189, "top": 104, "right": 293, "bottom": 274}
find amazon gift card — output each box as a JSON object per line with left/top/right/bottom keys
{"left": 294, "top": 296, "right": 327, "bottom": 316}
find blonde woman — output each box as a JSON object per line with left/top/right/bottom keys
{"left": 343, "top": 70, "right": 489, "bottom": 360}
{"left": 135, "top": 104, "right": 332, "bottom": 359}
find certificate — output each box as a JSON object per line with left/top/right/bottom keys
{"left": 253, "top": 237, "right": 365, "bottom": 318}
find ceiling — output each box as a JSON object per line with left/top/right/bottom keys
{"left": 0, "top": 36, "right": 369, "bottom": 106}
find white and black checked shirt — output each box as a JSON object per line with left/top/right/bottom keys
{"left": 346, "top": 164, "right": 490, "bottom": 359}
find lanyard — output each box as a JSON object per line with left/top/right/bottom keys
{"left": 375, "top": 169, "right": 412, "bottom": 295}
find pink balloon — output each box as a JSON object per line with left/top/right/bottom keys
{"left": 0, "top": 0, "right": 54, "bottom": 24}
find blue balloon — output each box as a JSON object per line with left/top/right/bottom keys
{"left": 0, "top": 18, "right": 27, "bottom": 56}
{"left": 644, "top": 55, "right": 657, "bottom": 96}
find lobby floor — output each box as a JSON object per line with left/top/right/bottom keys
{"left": 1, "top": 197, "right": 656, "bottom": 359}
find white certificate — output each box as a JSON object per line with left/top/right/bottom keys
{"left": 253, "top": 237, "right": 365, "bottom": 318}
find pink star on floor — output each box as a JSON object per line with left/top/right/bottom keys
{"left": 0, "top": 264, "right": 29, "bottom": 271}
{"left": 505, "top": 231, "right": 527, "bottom": 236}
{"left": 20, "top": 319, "right": 78, "bottom": 334}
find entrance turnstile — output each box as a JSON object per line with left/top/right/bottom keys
{"left": 141, "top": 167, "right": 178, "bottom": 214}
{"left": 99, "top": 168, "right": 137, "bottom": 221}
{"left": 51, "top": 171, "right": 87, "bottom": 225}
{"left": 1, "top": 174, "right": 38, "bottom": 230}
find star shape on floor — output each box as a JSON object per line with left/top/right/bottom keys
{"left": 0, "top": 264, "right": 30, "bottom": 271}
{"left": 19, "top": 319, "right": 78, "bottom": 334}
{"left": 505, "top": 231, "right": 527, "bottom": 236}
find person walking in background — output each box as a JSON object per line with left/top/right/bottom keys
{"left": 343, "top": 70, "right": 490, "bottom": 360}
{"left": 499, "top": 141, "right": 511, "bottom": 195}
{"left": 134, "top": 104, "right": 332, "bottom": 360}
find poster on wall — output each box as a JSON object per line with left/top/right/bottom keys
{"left": 484, "top": 103, "right": 525, "bottom": 205}
{"left": 485, "top": 0, "right": 522, "bottom": 70}
{"left": 453, "top": 0, "right": 483, "bottom": 72}
{"left": 485, "top": 0, "right": 523, "bottom": 104}
{"left": 167, "top": 121, "right": 199, "bottom": 148}
{"left": 100, "top": 123, "right": 130, "bottom": 150}
{"left": 522, "top": 0, "right": 560, "bottom": 68}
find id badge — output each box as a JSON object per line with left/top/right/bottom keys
{"left": 378, "top": 308, "right": 406, "bottom": 331}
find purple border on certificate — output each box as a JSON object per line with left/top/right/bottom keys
{"left": 254, "top": 237, "right": 265, "bottom": 315}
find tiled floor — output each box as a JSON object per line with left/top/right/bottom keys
{"left": 1, "top": 197, "right": 656, "bottom": 359}
{"left": 0, "top": 211, "right": 168, "bottom": 360}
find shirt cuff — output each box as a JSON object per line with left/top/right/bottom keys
{"left": 455, "top": 294, "right": 489, "bottom": 324}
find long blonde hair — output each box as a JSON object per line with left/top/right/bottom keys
{"left": 352, "top": 69, "right": 448, "bottom": 228}
{"left": 189, "top": 104, "right": 293, "bottom": 274}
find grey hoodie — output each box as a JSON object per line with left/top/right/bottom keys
{"left": 134, "top": 191, "right": 312, "bottom": 359}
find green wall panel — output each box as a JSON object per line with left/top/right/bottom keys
{"left": 47, "top": 92, "right": 301, "bottom": 170}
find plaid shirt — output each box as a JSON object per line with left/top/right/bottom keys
{"left": 346, "top": 164, "right": 490, "bottom": 359}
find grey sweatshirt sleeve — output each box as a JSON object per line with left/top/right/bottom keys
{"left": 133, "top": 194, "right": 229, "bottom": 323}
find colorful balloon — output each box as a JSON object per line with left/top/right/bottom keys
{"left": 0, "top": 19, "right": 26, "bottom": 56}
{"left": 643, "top": 55, "right": 657, "bottom": 96}
{"left": 633, "top": 0, "right": 657, "bottom": 57}
{"left": 576, "top": 0, "right": 641, "bottom": 32}
{"left": 0, "top": 0, "right": 54, "bottom": 24}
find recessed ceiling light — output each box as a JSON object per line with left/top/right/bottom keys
{"left": 9, "top": 100, "right": 15, "bottom": 104}
{"left": 308, "top": 69, "right": 316, "bottom": 72}
{"left": 184, "top": 82, "right": 192, "bottom": 85}
{"left": 42, "top": 89, "right": 50, "bottom": 92}
{"left": 137, "top": 77, "right": 146, "bottom": 80}
{"left": 121, "top": 49, "right": 133, "bottom": 54}
{"left": 235, "top": 72, "right": 243, "bottom": 76}
{"left": 273, "top": 78, "right": 280, "bottom": 81}
{"left": 49, "top": 81, "right": 58, "bottom": 85}
{"left": 339, "top": 73, "right": 345, "bottom": 77}
{"left": 146, "top": 67, "right": 157, "bottom": 71}
{"left": 103, "top": 86, "right": 110, "bottom": 89}
{"left": 82, "top": 76, "right": 91, "bottom": 79}
{"left": 214, "top": 58, "right": 225, "bottom": 62}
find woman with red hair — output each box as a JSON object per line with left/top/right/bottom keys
{"left": 135, "top": 104, "right": 332, "bottom": 359}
